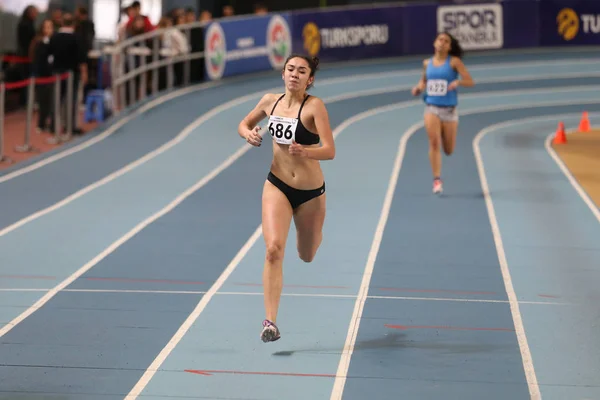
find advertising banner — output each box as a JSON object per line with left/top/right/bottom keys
{"left": 204, "top": 13, "right": 293, "bottom": 81}
{"left": 436, "top": 3, "right": 504, "bottom": 50}
{"left": 200, "top": 0, "right": 600, "bottom": 82}
{"left": 291, "top": 6, "right": 403, "bottom": 62}
{"left": 539, "top": 0, "right": 600, "bottom": 46}
{"left": 500, "top": 0, "right": 539, "bottom": 49}
{"left": 401, "top": 3, "right": 438, "bottom": 55}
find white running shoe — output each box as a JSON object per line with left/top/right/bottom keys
{"left": 433, "top": 178, "right": 443, "bottom": 194}
{"left": 260, "top": 319, "right": 281, "bottom": 343}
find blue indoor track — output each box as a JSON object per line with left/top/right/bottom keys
{"left": 1, "top": 48, "right": 599, "bottom": 400}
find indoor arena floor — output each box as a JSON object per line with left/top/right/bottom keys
{"left": 1, "top": 48, "right": 599, "bottom": 400}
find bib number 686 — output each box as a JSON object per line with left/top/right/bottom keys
{"left": 269, "top": 122, "right": 293, "bottom": 140}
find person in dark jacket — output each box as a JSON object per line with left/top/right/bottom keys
{"left": 75, "top": 6, "right": 95, "bottom": 97}
{"left": 29, "top": 19, "right": 55, "bottom": 133}
{"left": 50, "top": 8, "right": 63, "bottom": 31}
{"left": 48, "top": 13, "right": 88, "bottom": 135}
{"left": 17, "top": 5, "right": 38, "bottom": 58}
{"left": 16, "top": 5, "right": 38, "bottom": 105}
{"left": 75, "top": 6, "right": 95, "bottom": 54}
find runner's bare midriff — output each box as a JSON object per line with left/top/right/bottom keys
{"left": 270, "top": 142, "right": 323, "bottom": 190}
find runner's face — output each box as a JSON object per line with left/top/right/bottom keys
{"left": 283, "top": 57, "right": 313, "bottom": 91}
{"left": 434, "top": 33, "right": 451, "bottom": 53}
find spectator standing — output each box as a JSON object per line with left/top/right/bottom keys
{"left": 29, "top": 19, "right": 55, "bottom": 134}
{"left": 199, "top": 10, "right": 212, "bottom": 22}
{"left": 50, "top": 8, "right": 63, "bottom": 31}
{"left": 184, "top": 8, "right": 196, "bottom": 23}
{"left": 222, "top": 5, "right": 234, "bottom": 17}
{"left": 117, "top": 6, "right": 135, "bottom": 42}
{"left": 17, "top": 5, "right": 38, "bottom": 58}
{"left": 125, "top": 1, "right": 154, "bottom": 34}
{"left": 48, "top": 13, "right": 88, "bottom": 135}
{"left": 254, "top": 3, "right": 268, "bottom": 15}
{"left": 75, "top": 6, "right": 95, "bottom": 53}
{"left": 16, "top": 5, "right": 38, "bottom": 105}
{"left": 75, "top": 6, "right": 95, "bottom": 98}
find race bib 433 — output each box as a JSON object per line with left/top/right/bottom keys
{"left": 427, "top": 79, "right": 448, "bottom": 96}
{"left": 268, "top": 115, "right": 297, "bottom": 145}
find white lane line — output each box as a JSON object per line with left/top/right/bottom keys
{"left": 545, "top": 122, "right": 600, "bottom": 222}
{"left": 331, "top": 98, "right": 600, "bottom": 400}
{"left": 2, "top": 70, "right": 599, "bottom": 241}
{"left": 0, "top": 86, "right": 595, "bottom": 396}
{"left": 0, "top": 88, "right": 270, "bottom": 239}
{"left": 2, "top": 57, "right": 597, "bottom": 185}
{"left": 0, "top": 81, "right": 222, "bottom": 184}
{"left": 120, "top": 80, "right": 404, "bottom": 398}
{"left": 330, "top": 109, "right": 412, "bottom": 400}
{"left": 471, "top": 112, "right": 600, "bottom": 400}
{"left": 0, "top": 288, "right": 575, "bottom": 306}
{"left": 123, "top": 227, "right": 263, "bottom": 399}
{"left": 2, "top": 77, "right": 587, "bottom": 344}
{"left": 0, "top": 131, "right": 267, "bottom": 339}
{"left": 319, "top": 57, "right": 600, "bottom": 86}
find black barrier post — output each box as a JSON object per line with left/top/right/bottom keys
{"left": 47, "top": 74, "right": 62, "bottom": 145}
{"left": 65, "top": 71, "right": 74, "bottom": 139}
{"left": 15, "top": 78, "right": 40, "bottom": 153}
{"left": 184, "top": 27, "right": 191, "bottom": 86}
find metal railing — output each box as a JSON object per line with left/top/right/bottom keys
{"left": 0, "top": 21, "right": 209, "bottom": 164}
{"left": 0, "top": 70, "right": 76, "bottom": 164}
{"left": 105, "top": 20, "right": 208, "bottom": 115}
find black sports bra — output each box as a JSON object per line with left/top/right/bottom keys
{"left": 268, "top": 94, "right": 320, "bottom": 146}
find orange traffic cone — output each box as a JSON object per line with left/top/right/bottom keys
{"left": 579, "top": 111, "right": 590, "bottom": 132}
{"left": 553, "top": 121, "right": 567, "bottom": 144}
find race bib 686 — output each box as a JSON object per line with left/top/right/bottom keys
{"left": 268, "top": 115, "right": 297, "bottom": 145}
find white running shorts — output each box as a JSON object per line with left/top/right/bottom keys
{"left": 425, "top": 104, "right": 458, "bottom": 122}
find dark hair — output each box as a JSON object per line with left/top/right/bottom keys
{"left": 438, "top": 32, "right": 464, "bottom": 59}
{"left": 62, "top": 12, "right": 74, "bottom": 27}
{"left": 21, "top": 5, "right": 37, "bottom": 20}
{"left": 283, "top": 54, "right": 320, "bottom": 89}
{"left": 28, "top": 18, "right": 53, "bottom": 60}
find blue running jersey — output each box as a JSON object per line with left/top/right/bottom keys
{"left": 423, "top": 56, "right": 459, "bottom": 107}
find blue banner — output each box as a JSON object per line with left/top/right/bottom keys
{"left": 204, "top": 13, "right": 293, "bottom": 80}
{"left": 199, "top": 0, "right": 600, "bottom": 82}
{"left": 402, "top": 3, "right": 438, "bottom": 55}
{"left": 501, "top": 0, "right": 539, "bottom": 49}
{"left": 290, "top": 6, "right": 403, "bottom": 62}
{"left": 539, "top": 0, "right": 600, "bottom": 46}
